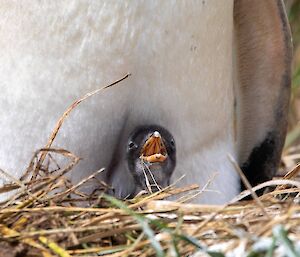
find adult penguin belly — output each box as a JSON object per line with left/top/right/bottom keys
{"left": 0, "top": 1, "right": 291, "bottom": 204}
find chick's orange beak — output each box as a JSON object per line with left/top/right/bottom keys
{"left": 140, "top": 131, "right": 167, "bottom": 163}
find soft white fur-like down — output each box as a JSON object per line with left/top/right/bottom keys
{"left": 0, "top": 1, "right": 239, "bottom": 204}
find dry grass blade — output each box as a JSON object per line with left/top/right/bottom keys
{"left": 0, "top": 168, "right": 39, "bottom": 202}
{"left": 32, "top": 73, "right": 130, "bottom": 180}
{"left": 228, "top": 154, "right": 270, "bottom": 218}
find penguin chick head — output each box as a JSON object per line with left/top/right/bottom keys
{"left": 126, "top": 125, "right": 176, "bottom": 194}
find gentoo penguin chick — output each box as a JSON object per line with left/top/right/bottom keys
{"left": 126, "top": 125, "right": 176, "bottom": 195}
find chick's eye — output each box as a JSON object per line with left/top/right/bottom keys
{"left": 128, "top": 141, "right": 136, "bottom": 149}
{"left": 170, "top": 139, "right": 175, "bottom": 147}
{"left": 169, "top": 140, "right": 176, "bottom": 152}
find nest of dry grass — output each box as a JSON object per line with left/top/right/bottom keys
{"left": 1, "top": 149, "right": 300, "bottom": 257}
{"left": 1, "top": 75, "right": 300, "bottom": 257}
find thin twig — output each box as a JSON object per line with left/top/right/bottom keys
{"left": 228, "top": 154, "right": 270, "bottom": 219}
{"left": 34, "top": 73, "right": 131, "bottom": 179}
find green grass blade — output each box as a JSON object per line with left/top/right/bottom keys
{"left": 103, "top": 195, "right": 165, "bottom": 257}
{"left": 273, "top": 225, "right": 300, "bottom": 257}
{"left": 265, "top": 236, "right": 276, "bottom": 257}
